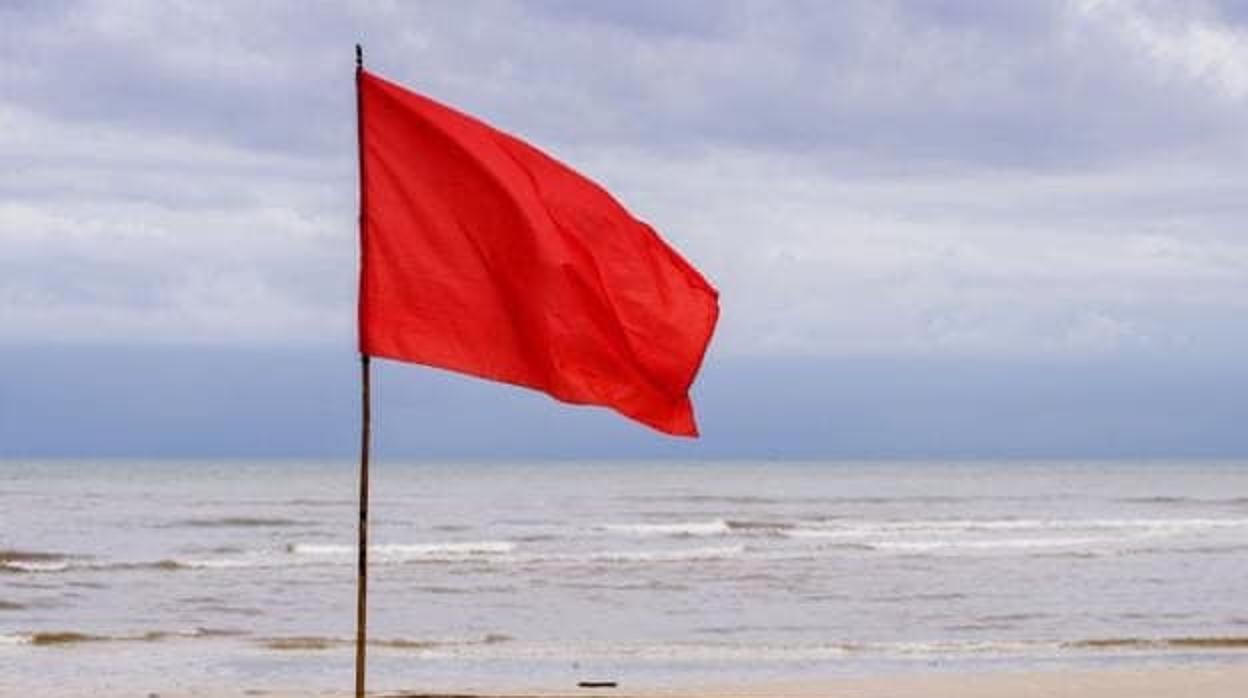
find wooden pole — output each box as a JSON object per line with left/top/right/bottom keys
{"left": 355, "top": 354, "right": 371, "bottom": 698}
{"left": 354, "top": 43, "right": 371, "bottom": 698}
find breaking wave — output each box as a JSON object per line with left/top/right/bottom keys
{"left": 257, "top": 632, "right": 513, "bottom": 652}
{"left": 287, "top": 541, "right": 515, "bottom": 561}
{"left": 598, "top": 520, "right": 732, "bottom": 537}
{"left": 1, "top": 627, "right": 245, "bottom": 647}
{"left": 597, "top": 517, "right": 1248, "bottom": 540}
{"left": 0, "top": 549, "right": 76, "bottom": 573}
{"left": 578, "top": 545, "right": 745, "bottom": 563}
{"left": 3, "top": 541, "right": 518, "bottom": 574}
{"left": 166, "top": 517, "right": 311, "bottom": 529}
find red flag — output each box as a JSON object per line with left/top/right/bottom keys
{"left": 356, "top": 69, "right": 719, "bottom": 436}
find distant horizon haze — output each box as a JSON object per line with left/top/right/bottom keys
{"left": 3, "top": 344, "right": 1246, "bottom": 459}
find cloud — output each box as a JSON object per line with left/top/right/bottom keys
{"left": 1077, "top": 0, "right": 1248, "bottom": 100}
{"left": 2, "top": 1, "right": 1248, "bottom": 358}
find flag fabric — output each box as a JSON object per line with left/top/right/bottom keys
{"left": 356, "top": 69, "right": 719, "bottom": 436}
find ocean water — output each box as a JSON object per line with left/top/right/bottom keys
{"left": 3, "top": 459, "right": 1248, "bottom": 695}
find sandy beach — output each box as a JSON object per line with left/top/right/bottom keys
{"left": 372, "top": 665, "right": 1248, "bottom": 698}
{"left": 642, "top": 664, "right": 1248, "bottom": 698}
{"left": 140, "top": 664, "right": 1245, "bottom": 698}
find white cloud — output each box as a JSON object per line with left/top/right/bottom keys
{"left": 583, "top": 146, "right": 1248, "bottom": 356}
{"left": 1076, "top": 0, "right": 1248, "bottom": 100}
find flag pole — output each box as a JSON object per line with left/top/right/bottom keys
{"left": 355, "top": 354, "right": 371, "bottom": 698}
{"left": 354, "top": 43, "right": 372, "bottom": 698}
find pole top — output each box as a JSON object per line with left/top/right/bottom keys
{"left": 355, "top": 44, "right": 363, "bottom": 69}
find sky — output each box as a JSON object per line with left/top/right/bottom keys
{"left": 2, "top": 0, "right": 1248, "bottom": 458}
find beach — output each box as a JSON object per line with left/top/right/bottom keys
{"left": 646, "top": 665, "right": 1248, "bottom": 698}
{"left": 335, "top": 666, "right": 1248, "bottom": 697}
{"left": 5, "top": 459, "right": 1248, "bottom": 695}
{"left": 13, "top": 666, "right": 1248, "bottom": 697}
{"left": 483, "top": 665, "right": 1248, "bottom": 697}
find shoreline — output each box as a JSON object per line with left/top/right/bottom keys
{"left": 372, "top": 664, "right": 1248, "bottom": 698}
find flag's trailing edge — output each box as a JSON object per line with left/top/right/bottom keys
{"left": 356, "top": 69, "right": 719, "bottom": 436}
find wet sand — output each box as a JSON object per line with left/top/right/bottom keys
{"left": 645, "top": 664, "right": 1248, "bottom": 697}
{"left": 372, "top": 665, "right": 1248, "bottom": 698}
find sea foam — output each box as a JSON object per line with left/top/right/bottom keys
{"left": 288, "top": 541, "right": 515, "bottom": 561}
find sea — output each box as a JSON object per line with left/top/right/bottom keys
{"left": 3, "top": 459, "right": 1248, "bottom": 695}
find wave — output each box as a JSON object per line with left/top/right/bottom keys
{"left": 616, "top": 494, "right": 782, "bottom": 505}
{"left": 1, "top": 627, "right": 245, "bottom": 647}
{"left": 1119, "top": 496, "right": 1194, "bottom": 504}
{"left": 870, "top": 592, "right": 968, "bottom": 603}
{"left": 598, "top": 520, "right": 731, "bottom": 537}
{"left": 12, "top": 514, "right": 1245, "bottom": 576}
{"left": 582, "top": 545, "right": 744, "bottom": 563}
{"left": 14, "top": 629, "right": 1245, "bottom": 660}
{"left": 831, "top": 636, "right": 1248, "bottom": 658}
{"left": 258, "top": 632, "right": 512, "bottom": 652}
{"left": 1119, "top": 496, "right": 1248, "bottom": 506}
{"left": 467, "top": 544, "right": 745, "bottom": 567}
{"left": 330, "top": 638, "right": 1044, "bottom": 661}
{"left": 599, "top": 519, "right": 801, "bottom": 537}
{"left": 166, "top": 517, "right": 310, "bottom": 528}
{"left": 3, "top": 541, "right": 518, "bottom": 575}
{"left": 870, "top": 537, "right": 1105, "bottom": 553}
{"left": 4, "top": 558, "right": 256, "bottom": 574}
{"left": 0, "top": 549, "right": 75, "bottom": 573}
{"left": 836, "top": 636, "right": 1248, "bottom": 658}
{"left": 554, "top": 580, "right": 691, "bottom": 592}
{"left": 408, "top": 584, "right": 518, "bottom": 595}
{"left": 1121, "top": 543, "right": 1248, "bottom": 557}
{"left": 727, "top": 520, "right": 797, "bottom": 532}
{"left": 284, "top": 498, "right": 352, "bottom": 507}
{"left": 2, "top": 560, "right": 74, "bottom": 573}
{"left": 504, "top": 545, "right": 744, "bottom": 566}
{"left": 787, "top": 517, "right": 1248, "bottom": 536}
{"left": 259, "top": 636, "right": 342, "bottom": 651}
{"left": 0, "top": 550, "right": 204, "bottom": 574}
{"left": 596, "top": 517, "right": 1248, "bottom": 544}
{"left": 1065, "top": 636, "right": 1248, "bottom": 650}
{"left": 288, "top": 541, "right": 515, "bottom": 561}
{"left": 617, "top": 494, "right": 1033, "bottom": 505}
{"left": 0, "top": 549, "right": 68, "bottom": 564}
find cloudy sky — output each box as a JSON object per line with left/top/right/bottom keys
{"left": 3, "top": 1, "right": 1248, "bottom": 457}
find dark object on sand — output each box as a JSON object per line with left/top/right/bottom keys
{"left": 577, "top": 681, "right": 618, "bottom": 688}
